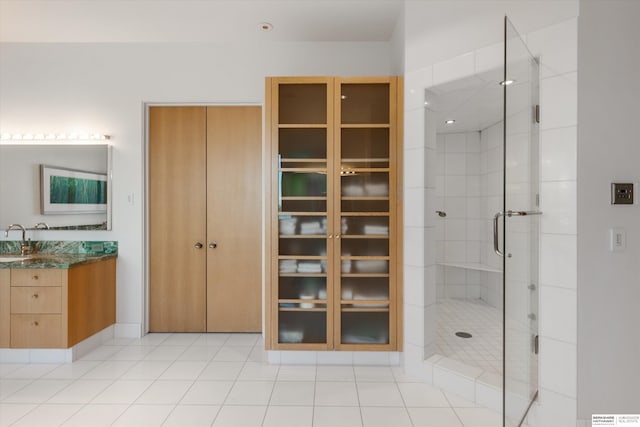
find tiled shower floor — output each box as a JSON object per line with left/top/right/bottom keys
{"left": 436, "top": 299, "right": 503, "bottom": 376}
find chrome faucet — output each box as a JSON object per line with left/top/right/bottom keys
{"left": 4, "top": 224, "right": 32, "bottom": 255}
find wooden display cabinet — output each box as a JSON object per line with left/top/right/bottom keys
{"left": 266, "top": 76, "right": 403, "bottom": 351}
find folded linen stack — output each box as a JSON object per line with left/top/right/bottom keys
{"left": 297, "top": 261, "right": 323, "bottom": 273}
{"left": 279, "top": 259, "right": 298, "bottom": 273}
{"left": 363, "top": 224, "right": 389, "bottom": 235}
{"left": 364, "top": 182, "right": 388, "bottom": 196}
{"left": 300, "top": 220, "right": 325, "bottom": 235}
{"left": 341, "top": 259, "right": 352, "bottom": 273}
{"left": 341, "top": 218, "right": 349, "bottom": 234}
{"left": 342, "top": 184, "right": 365, "bottom": 197}
{"left": 279, "top": 218, "right": 297, "bottom": 235}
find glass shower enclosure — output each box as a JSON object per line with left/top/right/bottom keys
{"left": 501, "top": 16, "right": 541, "bottom": 427}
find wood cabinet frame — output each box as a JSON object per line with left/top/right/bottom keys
{"left": 265, "top": 76, "right": 403, "bottom": 351}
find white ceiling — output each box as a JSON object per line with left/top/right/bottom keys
{"left": 0, "top": 0, "right": 404, "bottom": 43}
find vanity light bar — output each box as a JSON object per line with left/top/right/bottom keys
{"left": 0, "top": 132, "right": 110, "bottom": 141}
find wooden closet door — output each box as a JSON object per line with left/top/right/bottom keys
{"left": 206, "top": 106, "right": 262, "bottom": 332}
{"left": 149, "top": 106, "right": 207, "bottom": 332}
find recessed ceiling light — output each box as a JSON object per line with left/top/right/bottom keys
{"left": 500, "top": 79, "right": 515, "bottom": 86}
{"left": 445, "top": 119, "right": 455, "bottom": 125}
{"left": 259, "top": 22, "right": 273, "bottom": 32}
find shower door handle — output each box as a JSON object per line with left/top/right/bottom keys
{"left": 493, "top": 210, "right": 543, "bottom": 257}
{"left": 493, "top": 212, "right": 505, "bottom": 257}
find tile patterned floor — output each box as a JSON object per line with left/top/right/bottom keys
{"left": 436, "top": 298, "right": 503, "bottom": 375}
{"left": 0, "top": 333, "right": 503, "bottom": 427}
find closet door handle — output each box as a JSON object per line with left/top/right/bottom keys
{"left": 209, "top": 242, "right": 217, "bottom": 249}
{"left": 194, "top": 242, "right": 203, "bottom": 249}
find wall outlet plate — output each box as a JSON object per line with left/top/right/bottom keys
{"left": 611, "top": 183, "right": 634, "bottom": 205}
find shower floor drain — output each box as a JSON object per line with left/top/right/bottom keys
{"left": 455, "top": 331, "right": 473, "bottom": 338}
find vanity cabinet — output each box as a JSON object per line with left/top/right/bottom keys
{"left": 1, "top": 258, "right": 116, "bottom": 349}
{"left": 265, "top": 76, "right": 403, "bottom": 351}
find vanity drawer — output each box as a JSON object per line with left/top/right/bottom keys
{"left": 11, "top": 287, "right": 62, "bottom": 314}
{"left": 11, "top": 269, "right": 63, "bottom": 287}
{"left": 10, "top": 314, "right": 64, "bottom": 348}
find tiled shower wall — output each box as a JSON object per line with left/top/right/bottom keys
{"left": 435, "top": 124, "right": 503, "bottom": 309}
{"left": 403, "top": 17, "right": 578, "bottom": 425}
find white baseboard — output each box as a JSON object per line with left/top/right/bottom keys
{"left": 114, "top": 323, "right": 142, "bottom": 338}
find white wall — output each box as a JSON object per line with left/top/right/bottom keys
{"left": 0, "top": 41, "right": 393, "bottom": 334}
{"left": 577, "top": 0, "right": 640, "bottom": 421}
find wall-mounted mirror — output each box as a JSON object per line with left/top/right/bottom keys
{"left": 0, "top": 144, "right": 112, "bottom": 231}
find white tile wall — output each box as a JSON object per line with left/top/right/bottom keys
{"left": 404, "top": 18, "right": 578, "bottom": 425}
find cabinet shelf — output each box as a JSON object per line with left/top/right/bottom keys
{"left": 279, "top": 211, "right": 328, "bottom": 216}
{"left": 279, "top": 234, "right": 327, "bottom": 239}
{"left": 340, "top": 124, "right": 390, "bottom": 129}
{"left": 279, "top": 167, "right": 327, "bottom": 173}
{"left": 341, "top": 273, "right": 390, "bottom": 278}
{"left": 341, "top": 234, "right": 389, "bottom": 239}
{"left": 278, "top": 124, "right": 328, "bottom": 129}
{"left": 279, "top": 273, "right": 327, "bottom": 278}
{"left": 281, "top": 196, "right": 327, "bottom": 201}
{"left": 341, "top": 307, "right": 390, "bottom": 313}
{"left": 279, "top": 307, "right": 326, "bottom": 312}
{"left": 280, "top": 158, "right": 327, "bottom": 163}
{"left": 342, "top": 158, "right": 390, "bottom": 163}
{"left": 341, "top": 196, "right": 389, "bottom": 201}
{"left": 341, "top": 212, "right": 390, "bottom": 217}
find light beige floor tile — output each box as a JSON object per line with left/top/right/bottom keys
{"left": 180, "top": 381, "right": 233, "bottom": 405}
{"left": 263, "top": 406, "right": 312, "bottom": 427}
{"left": 161, "top": 404, "right": 220, "bottom": 427}
{"left": 361, "top": 406, "right": 413, "bottom": 427}
{"left": 91, "top": 379, "right": 153, "bottom": 404}
{"left": 111, "top": 404, "right": 173, "bottom": 427}
{"left": 314, "top": 382, "right": 359, "bottom": 407}
{"left": 47, "top": 379, "right": 112, "bottom": 404}
{"left": 3, "top": 380, "right": 70, "bottom": 403}
{"left": 11, "top": 404, "right": 81, "bottom": 427}
{"left": 224, "top": 381, "right": 274, "bottom": 405}
{"left": 198, "top": 362, "right": 244, "bottom": 381}
{"left": 158, "top": 361, "right": 207, "bottom": 380}
{"left": 0, "top": 403, "right": 37, "bottom": 427}
{"left": 135, "top": 380, "right": 192, "bottom": 405}
{"left": 357, "top": 382, "right": 404, "bottom": 407}
{"left": 269, "top": 381, "right": 315, "bottom": 406}
{"left": 398, "top": 381, "right": 451, "bottom": 407}
{"left": 313, "top": 406, "right": 363, "bottom": 427}
{"left": 408, "top": 407, "right": 465, "bottom": 427}
{"left": 212, "top": 405, "right": 266, "bottom": 427}
{"left": 61, "top": 404, "right": 128, "bottom": 427}
{"left": 454, "top": 407, "right": 502, "bottom": 427}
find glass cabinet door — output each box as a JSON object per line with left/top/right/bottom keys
{"left": 274, "top": 80, "right": 333, "bottom": 347}
{"left": 335, "top": 79, "right": 397, "bottom": 348}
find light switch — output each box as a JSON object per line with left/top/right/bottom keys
{"left": 611, "top": 183, "right": 634, "bottom": 205}
{"left": 610, "top": 228, "right": 626, "bottom": 252}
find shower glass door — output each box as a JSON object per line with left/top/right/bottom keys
{"left": 503, "top": 16, "right": 540, "bottom": 427}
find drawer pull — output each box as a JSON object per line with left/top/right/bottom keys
{"left": 32, "top": 321, "right": 39, "bottom": 326}
{"left": 32, "top": 275, "right": 39, "bottom": 280}
{"left": 32, "top": 293, "right": 39, "bottom": 299}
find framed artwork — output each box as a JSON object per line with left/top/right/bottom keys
{"left": 40, "top": 165, "right": 107, "bottom": 214}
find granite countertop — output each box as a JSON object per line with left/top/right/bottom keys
{"left": 0, "top": 253, "right": 117, "bottom": 269}
{"left": 0, "top": 240, "right": 118, "bottom": 269}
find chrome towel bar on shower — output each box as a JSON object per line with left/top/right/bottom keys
{"left": 493, "top": 210, "right": 543, "bottom": 257}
